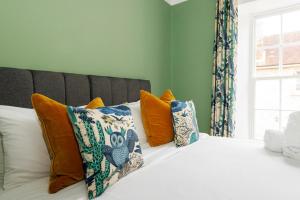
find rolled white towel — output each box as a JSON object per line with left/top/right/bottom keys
{"left": 283, "top": 145, "right": 300, "bottom": 161}
{"left": 284, "top": 111, "right": 300, "bottom": 147}
{"left": 283, "top": 111, "right": 300, "bottom": 160}
{"left": 264, "top": 129, "right": 284, "bottom": 153}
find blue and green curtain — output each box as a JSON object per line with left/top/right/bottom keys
{"left": 210, "top": 0, "right": 238, "bottom": 137}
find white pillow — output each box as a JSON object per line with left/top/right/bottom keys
{"left": 0, "top": 135, "right": 3, "bottom": 188}
{"left": 0, "top": 105, "right": 50, "bottom": 190}
{"left": 126, "top": 101, "right": 149, "bottom": 149}
{"left": 0, "top": 106, "right": 23, "bottom": 189}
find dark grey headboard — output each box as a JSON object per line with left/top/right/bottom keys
{"left": 0, "top": 67, "right": 151, "bottom": 108}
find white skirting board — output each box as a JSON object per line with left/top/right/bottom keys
{"left": 165, "top": 0, "right": 188, "bottom": 6}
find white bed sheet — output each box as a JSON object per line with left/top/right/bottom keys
{"left": 1, "top": 135, "right": 300, "bottom": 200}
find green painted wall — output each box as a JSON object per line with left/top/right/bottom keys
{"left": 0, "top": 0, "right": 216, "bottom": 133}
{"left": 0, "top": 0, "right": 171, "bottom": 95}
{"left": 171, "top": 0, "right": 216, "bottom": 133}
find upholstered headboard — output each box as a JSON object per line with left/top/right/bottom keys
{"left": 0, "top": 67, "right": 151, "bottom": 108}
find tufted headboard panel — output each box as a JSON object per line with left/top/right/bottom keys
{"left": 0, "top": 67, "right": 151, "bottom": 108}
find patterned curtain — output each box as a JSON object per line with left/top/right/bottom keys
{"left": 210, "top": 0, "right": 238, "bottom": 137}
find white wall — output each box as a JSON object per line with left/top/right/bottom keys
{"left": 239, "top": 0, "right": 256, "bottom": 4}
{"left": 236, "top": 0, "right": 300, "bottom": 139}
{"left": 235, "top": 10, "right": 251, "bottom": 139}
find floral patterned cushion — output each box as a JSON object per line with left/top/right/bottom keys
{"left": 171, "top": 100, "right": 200, "bottom": 147}
{"left": 67, "top": 105, "right": 143, "bottom": 199}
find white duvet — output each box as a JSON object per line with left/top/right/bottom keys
{"left": 1, "top": 136, "right": 300, "bottom": 200}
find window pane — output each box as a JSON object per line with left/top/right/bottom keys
{"left": 255, "top": 110, "right": 280, "bottom": 139}
{"left": 283, "top": 10, "right": 300, "bottom": 43}
{"left": 256, "top": 16, "right": 281, "bottom": 47}
{"left": 281, "top": 78, "right": 300, "bottom": 110}
{"left": 255, "top": 80, "right": 280, "bottom": 109}
{"left": 282, "top": 46, "right": 300, "bottom": 76}
{"left": 256, "top": 48, "right": 279, "bottom": 75}
{"left": 283, "top": 46, "right": 300, "bottom": 65}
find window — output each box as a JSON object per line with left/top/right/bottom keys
{"left": 252, "top": 9, "right": 300, "bottom": 139}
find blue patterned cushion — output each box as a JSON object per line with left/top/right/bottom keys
{"left": 67, "top": 105, "right": 143, "bottom": 199}
{"left": 171, "top": 100, "right": 200, "bottom": 147}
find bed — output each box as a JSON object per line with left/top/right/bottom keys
{"left": 0, "top": 67, "right": 300, "bottom": 200}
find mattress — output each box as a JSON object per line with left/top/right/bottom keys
{"left": 1, "top": 135, "right": 300, "bottom": 200}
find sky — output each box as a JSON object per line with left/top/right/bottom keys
{"left": 256, "top": 10, "right": 300, "bottom": 38}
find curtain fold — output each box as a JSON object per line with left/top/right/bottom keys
{"left": 210, "top": 0, "right": 238, "bottom": 137}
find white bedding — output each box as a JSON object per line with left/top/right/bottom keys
{"left": 1, "top": 136, "right": 300, "bottom": 200}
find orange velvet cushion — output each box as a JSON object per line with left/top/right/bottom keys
{"left": 160, "top": 89, "right": 176, "bottom": 103}
{"left": 140, "top": 89, "right": 176, "bottom": 147}
{"left": 31, "top": 94, "right": 104, "bottom": 193}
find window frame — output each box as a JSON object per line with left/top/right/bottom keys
{"left": 249, "top": 5, "right": 300, "bottom": 140}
